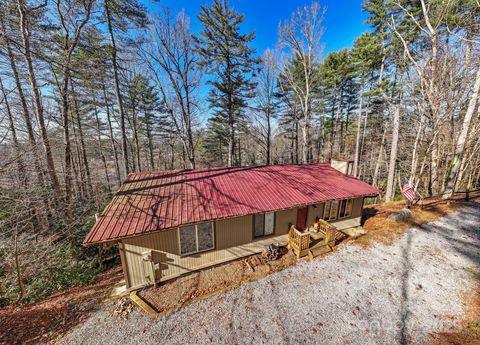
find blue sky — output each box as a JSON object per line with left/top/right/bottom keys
{"left": 143, "top": 0, "right": 370, "bottom": 58}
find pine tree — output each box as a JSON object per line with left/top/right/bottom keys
{"left": 277, "top": 55, "right": 320, "bottom": 163}
{"left": 350, "top": 32, "right": 383, "bottom": 177}
{"left": 102, "top": 0, "right": 147, "bottom": 176}
{"left": 196, "top": 0, "right": 258, "bottom": 167}
{"left": 319, "top": 49, "right": 356, "bottom": 160}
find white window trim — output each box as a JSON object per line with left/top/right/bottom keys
{"left": 323, "top": 202, "right": 331, "bottom": 220}
{"left": 329, "top": 200, "right": 339, "bottom": 221}
{"left": 338, "top": 200, "right": 346, "bottom": 219}
{"left": 178, "top": 222, "right": 215, "bottom": 257}
{"left": 323, "top": 201, "right": 340, "bottom": 221}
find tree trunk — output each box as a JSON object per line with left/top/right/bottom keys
{"left": 60, "top": 66, "right": 74, "bottom": 240}
{"left": 266, "top": 110, "right": 271, "bottom": 165}
{"left": 0, "top": 77, "right": 27, "bottom": 185}
{"left": 294, "top": 118, "right": 299, "bottom": 164}
{"left": 372, "top": 133, "right": 385, "bottom": 188}
{"left": 93, "top": 94, "right": 111, "bottom": 192}
{"left": 131, "top": 109, "right": 142, "bottom": 172}
{"left": 408, "top": 113, "right": 425, "bottom": 187}
{"left": 17, "top": 0, "right": 62, "bottom": 198}
{"left": 385, "top": 94, "right": 402, "bottom": 202}
{"left": 228, "top": 115, "right": 235, "bottom": 167}
{"left": 443, "top": 65, "right": 480, "bottom": 197}
{"left": 71, "top": 84, "right": 93, "bottom": 196}
{"left": 144, "top": 112, "right": 155, "bottom": 170}
{"left": 353, "top": 86, "right": 364, "bottom": 177}
{"left": 333, "top": 88, "right": 344, "bottom": 158}
{"left": 105, "top": 0, "right": 129, "bottom": 176}
{"left": 103, "top": 84, "right": 122, "bottom": 185}
{"left": 0, "top": 16, "right": 44, "bottom": 188}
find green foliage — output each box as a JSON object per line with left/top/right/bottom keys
{"left": 24, "top": 244, "right": 102, "bottom": 304}
{"left": 318, "top": 49, "right": 358, "bottom": 128}
{"left": 0, "top": 190, "right": 115, "bottom": 307}
{"left": 196, "top": 0, "right": 258, "bottom": 165}
{"left": 466, "top": 322, "right": 480, "bottom": 340}
{"left": 351, "top": 33, "right": 383, "bottom": 81}
{"left": 105, "top": 0, "right": 148, "bottom": 31}
{"left": 319, "top": 49, "right": 356, "bottom": 88}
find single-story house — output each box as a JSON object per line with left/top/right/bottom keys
{"left": 84, "top": 163, "right": 379, "bottom": 290}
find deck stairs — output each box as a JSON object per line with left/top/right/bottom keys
{"left": 288, "top": 219, "right": 348, "bottom": 260}
{"left": 307, "top": 244, "right": 332, "bottom": 260}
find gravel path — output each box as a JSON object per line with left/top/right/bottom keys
{"left": 58, "top": 202, "right": 480, "bottom": 345}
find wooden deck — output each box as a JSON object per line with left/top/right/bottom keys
{"left": 287, "top": 219, "right": 347, "bottom": 260}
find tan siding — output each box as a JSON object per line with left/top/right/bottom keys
{"left": 351, "top": 197, "right": 364, "bottom": 218}
{"left": 274, "top": 208, "right": 297, "bottom": 235}
{"left": 307, "top": 203, "right": 325, "bottom": 225}
{"left": 215, "top": 215, "right": 253, "bottom": 249}
{"left": 122, "top": 197, "right": 365, "bottom": 289}
{"left": 123, "top": 214, "right": 286, "bottom": 289}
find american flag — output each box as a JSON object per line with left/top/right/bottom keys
{"left": 402, "top": 184, "right": 416, "bottom": 201}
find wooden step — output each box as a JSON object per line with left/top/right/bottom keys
{"left": 307, "top": 244, "right": 332, "bottom": 260}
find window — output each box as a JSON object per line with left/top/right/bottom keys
{"left": 178, "top": 222, "right": 214, "bottom": 256}
{"left": 339, "top": 199, "right": 353, "bottom": 218}
{"left": 254, "top": 212, "right": 274, "bottom": 238}
{"left": 323, "top": 202, "right": 331, "bottom": 220}
{"left": 323, "top": 200, "right": 339, "bottom": 221}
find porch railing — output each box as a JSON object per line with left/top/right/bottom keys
{"left": 287, "top": 219, "right": 339, "bottom": 258}
{"left": 287, "top": 225, "right": 311, "bottom": 258}
{"left": 315, "top": 218, "right": 337, "bottom": 247}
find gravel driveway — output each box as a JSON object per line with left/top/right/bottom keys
{"left": 58, "top": 202, "right": 480, "bottom": 345}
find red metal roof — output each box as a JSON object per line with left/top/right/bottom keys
{"left": 83, "top": 163, "right": 379, "bottom": 245}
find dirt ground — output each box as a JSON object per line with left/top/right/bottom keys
{"left": 358, "top": 198, "right": 464, "bottom": 247}
{"left": 0, "top": 266, "right": 123, "bottom": 345}
{"left": 430, "top": 287, "right": 480, "bottom": 345}
{"left": 138, "top": 246, "right": 300, "bottom": 316}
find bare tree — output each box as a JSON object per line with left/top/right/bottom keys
{"left": 53, "top": 0, "right": 94, "bottom": 239}
{"left": 253, "top": 49, "right": 278, "bottom": 165}
{"left": 444, "top": 65, "right": 480, "bottom": 196}
{"left": 17, "top": 0, "right": 62, "bottom": 198}
{"left": 140, "top": 10, "right": 200, "bottom": 169}
{"left": 278, "top": 2, "right": 325, "bottom": 163}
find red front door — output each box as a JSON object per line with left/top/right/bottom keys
{"left": 296, "top": 207, "right": 308, "bottom": 230}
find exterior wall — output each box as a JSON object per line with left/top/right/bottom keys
{"left": 123, "top": 213, "right": 291, "bottom": 289}
{"left": 330, "top": 197, "right": 363, "bottom": 230}
{"left": 307, "top": 203, "right": 325, "bottom": 225}
{"left": 122, "top": 197, "right": 365, "bottom": 289}
{"left": 330, "top": 160, "right": 354, "bottom": 175}
{"left": 274, "top": 208, "right": 297, "bottom": 235}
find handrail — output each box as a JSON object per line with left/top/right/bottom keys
{"left": 314, "top": 218, "right": 336, "bottom": 245}
{"left": 288, "top": 225, "right": 310, "bottom": 257}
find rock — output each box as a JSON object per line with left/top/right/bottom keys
{"left": 342, "top": 227, "right": 367, "bottom": 238}
{"left": 387, "top": 208, "right": 412, "bottom": 221}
